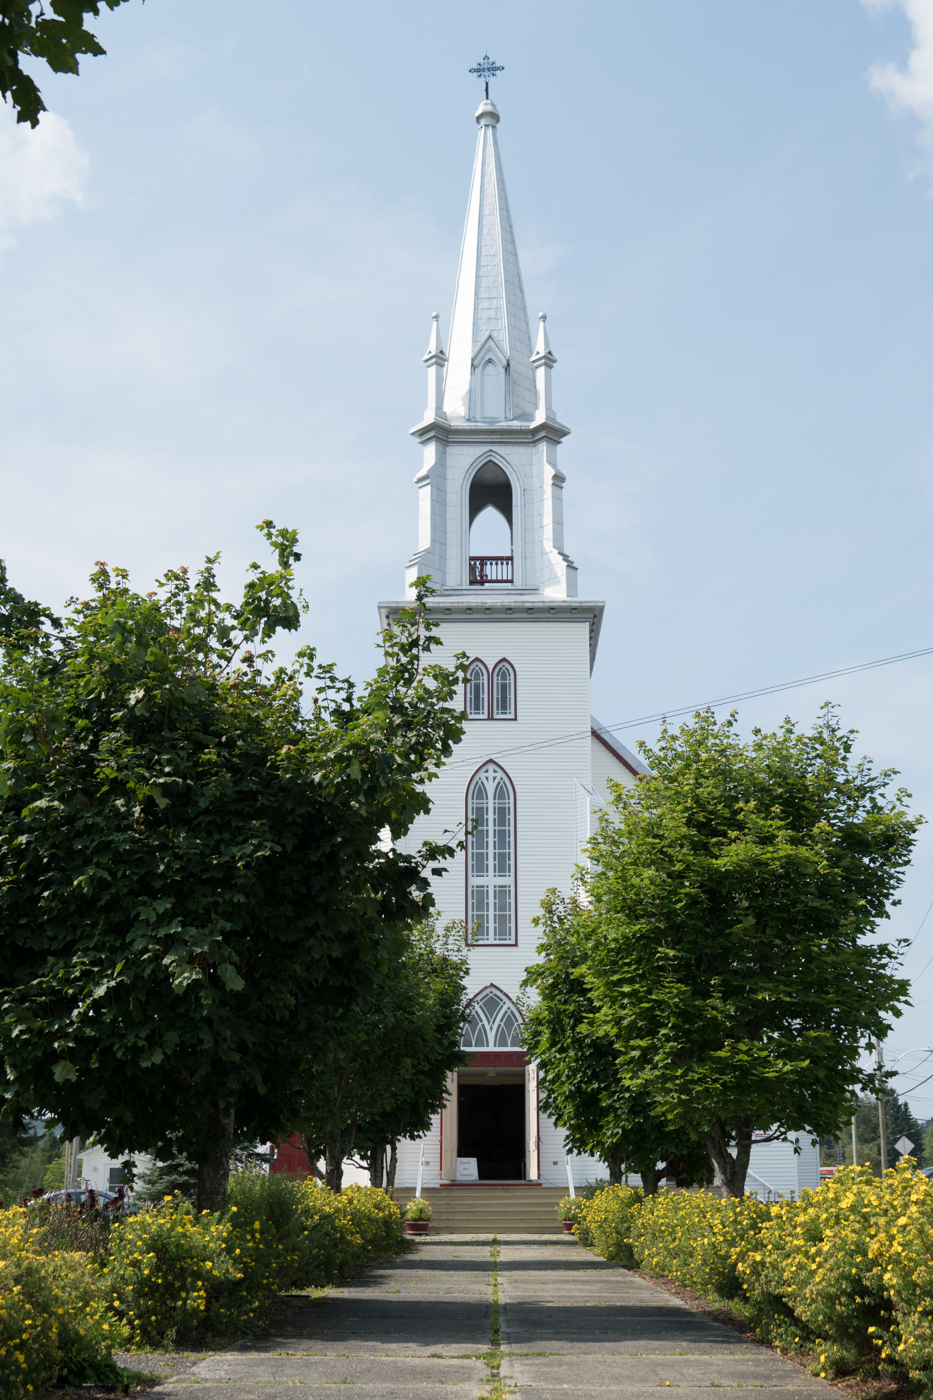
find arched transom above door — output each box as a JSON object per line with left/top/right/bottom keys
{"left": 461, "top": 988, "right": 523, "bottom": 1050}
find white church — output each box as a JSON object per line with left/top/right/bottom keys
{"left": 374, "top": 90, "right": 819, "bottom": 1201}
{"left": 375, "top": 91, "right": 640, "bottom": 1192}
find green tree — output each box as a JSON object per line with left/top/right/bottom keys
{"left": 0, "top": 529, "right": 466, "bottom": 1211}
{"left": 922, "top": 1118, "right": 933, "bottom": 1167}
{"left": 0, "top": 1120, "right": 63, "bottom": 1204}
{"left": 582, "top": 707, "right": 919, "bottom": 1198}
{"left": 883, "top": 1090, "right": 926, "bottom": 1169}
{"left": 521, "top": 891, "right": 710, "bottom": 1195}
{"left": 134, "top": 1152, "right": 199, "bottom": 1206}
{"left": 1, "top": 1, "right": 132, "bottom": 127}
{"left": 296, "top": 919, "right": 471, "bottom": 1191}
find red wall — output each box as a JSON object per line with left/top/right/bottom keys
{"left": 269, "top": 1133, "right": 311, "bottom": 1176}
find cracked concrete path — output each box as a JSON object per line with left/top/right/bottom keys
{"left": 497, "top": 1238, "right": 838, "bottom": 1399}
{"left": 150, "top": 1233, "right": 841, "bottom": 1399}
{"left": 151, "top": 1236, "right": 493, "bottom": 1398}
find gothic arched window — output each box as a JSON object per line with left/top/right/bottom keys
{"left": 468, "top": 763, "right": 515, "bottom": 943}
{"left": 492, "top": 660, "right": 516, "bottom": 719}
{"left": 461, "top": 988, "right": 523, "bottom": 1049}
{"left": 465, "top": 660, "right": 488, "bottom": 719}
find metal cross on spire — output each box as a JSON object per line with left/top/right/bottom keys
{"left": 469, "top": 53, "right": 504, "bottom": 100}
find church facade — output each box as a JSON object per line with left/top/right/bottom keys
{"left": 378, "top": 96, "right": 645, "bottom": 1191}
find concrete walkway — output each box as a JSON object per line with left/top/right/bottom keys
{"left": 152, "top": 1235, "right": 840, "bottom": 1399}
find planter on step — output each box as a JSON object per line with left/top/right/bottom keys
{"left": 561, "top": 1220, "right": 576, "bottom": 1233}
{"left": 405, "top": 1220, "right": 430, "bottom": 1235}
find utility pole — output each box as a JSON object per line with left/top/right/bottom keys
{"left": 851, "top": 1111, "right": 858, "bottom": 1171}
{"left": 875, "top": 1043, "right": 888, "bottom": 1173}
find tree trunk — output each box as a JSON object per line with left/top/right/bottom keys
{"left": 606, "top": 1156, "right": 624, "bottom": 1186}
{"left": 639, "top": 1162, "right": 661, "bottom": 1196}
{"left": 386, "top": 1139, "right": 398, "bottom": 1190}
{"left": 197, "top": 1107, "right": 235, "bottom": 1213}
{"left": 701, "top": 1117, "right": 753, "bottom": 1198}
{"left": 369, "top": 1145, "right": 386, "bottom": 1188}
{"left": 299, "top": 1136, "right": 325, "bottom": 1181}
{"left": 324, "top": 1128, "right": 344, "bottom": 1192}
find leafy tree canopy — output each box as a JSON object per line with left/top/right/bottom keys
{"left": 521, "top": 890, "right": 710, "bottom": 1195}
{"left": 1, "top": 0, "right": 132, "bottom": 128}
{"left": 296, "top": 917, "right": 471, "bottom": 1191}
{"left": 0, "top": 527, "right": 466, "bottom": 1209}
{"left": 581, "top": 706, "right": 919, "bottom": 1197}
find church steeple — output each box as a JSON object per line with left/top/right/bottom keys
{"left": 443, "top": 100, "right": 537, "bottom": 423}
{"left": 400, "top": 97, "right": 586, "bottom": 610}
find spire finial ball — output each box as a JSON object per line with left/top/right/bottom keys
{"left": 432, "top": 312, "right": 440, "bottom": 321}
{"left": 539, "top": 312, "right": 547, "bottom": 321}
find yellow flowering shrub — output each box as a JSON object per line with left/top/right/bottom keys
{"left": 573, "top": 1186, "right": 642, "bottom": 1263}
{"left": 0, "top": 1206, "right": 122, "bottom": 1399}
{"left": 106, "top": 1176, "right": 404, "bottom": 1346}
{"left": 738, "top": 1163, "right": 933, "bottom": 1390}
{"left": 105, "top": 1199, "right": 244, "bottom": 1347}
{"left": 867, "top": 1163, "right": 933, "bottom": 1392}
{"left": 0, "top": 1172, "right": 404, "bottom": 1377}
{"left": 290, "top": 1181, "right": 403, "bottom": 1285}
{"left": 631, "top": 1190, "right": 769, "bottom": 1299}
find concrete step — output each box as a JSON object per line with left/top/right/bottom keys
{"left": 394, "top": 1186, "right": 566, "bottom": 1234}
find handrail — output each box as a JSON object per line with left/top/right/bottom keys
{"left": 469, "top": 555, "right": 513, "bottom": 585}
{"left": 745, "top": 1169, "right": 780, "bottom": 1200}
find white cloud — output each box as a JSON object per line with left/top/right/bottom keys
{"left": 862, "top": 0, "right": 933, "bottom": 167}
{"left": 0, "top": 103, "right": 89, "bottom": 251}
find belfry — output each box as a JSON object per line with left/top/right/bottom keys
{"left": 378, "top": 89, "right": 645, "bottom": 1194}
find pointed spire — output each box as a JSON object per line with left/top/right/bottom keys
{"left": 531, "top": 310, "right": 557, "bottom": 422}
{"left": 442, "top": 101, "right": 536, "bottom": 422}
{"left": 423, "top": 311, "right": 447, "bottom": 421}
{"left": 532, "top": 310, "right": 554, "bottom": 363}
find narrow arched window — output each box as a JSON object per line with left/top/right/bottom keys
{"left": 492, "top": 661, "right": 515, "bottom": 719}
{"left": 465, "top": 661, "right": 488, "bottom": 719}
{"left": 468, "top": 763, "right": 514, "bottom": 943}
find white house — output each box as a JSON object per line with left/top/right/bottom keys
{"left": 370, "top": 94, "right": 817, "bottom": 1200}
{"left": 77, "top": 1143, "right": 156, "bottom": 1194}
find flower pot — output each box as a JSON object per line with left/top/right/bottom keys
{"left": 405, "top": 1219, "right": 430, "bottom": 1235}
{"left": 561, "top": 1219, "right": 576, "bottom": 1233}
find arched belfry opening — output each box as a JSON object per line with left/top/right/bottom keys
{"left": 469, "top": 462, "right": 513, "bottom": 585}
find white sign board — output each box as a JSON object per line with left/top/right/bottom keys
{"left": 895, "top": 1136, "right": 915, "bottom": 1156}
{"left": 456, "top": 1157, "right": 479, "bottom": 1181}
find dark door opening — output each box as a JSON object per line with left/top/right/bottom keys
{"left": 457, "top": 1082, "right": 525, "bottom": 1180}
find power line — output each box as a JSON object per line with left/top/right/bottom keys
{"left": 444, "top": 640, "right": 933, "bottom": 770}
{"left": 905, "top": 895, "right": 933, "bottom": 982}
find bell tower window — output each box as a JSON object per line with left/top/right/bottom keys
{"left": 469, "top": 462, "right": 513, "bottom": 586}
{"left": 468, "top": 763, "right": 515, "bottom": 944}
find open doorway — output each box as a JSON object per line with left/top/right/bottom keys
{"left": 457, "top": 1076, "right": 525, "bottom": 1180}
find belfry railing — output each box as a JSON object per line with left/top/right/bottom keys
{"left": 469, "top": 556, "right": 513, "bottom": 585}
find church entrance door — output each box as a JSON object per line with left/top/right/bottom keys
{"left": 458, "top": 1081, "right": 525, "bottom": 1180}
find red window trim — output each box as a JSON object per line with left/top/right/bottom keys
{"left": 464, "top": 763, "right": 518, "bottom": 948}
{"left": 464, "top": 657, "right": 518, "bottom": 721}
{"left": 464, "top": 657, "right": 490, "bottom": 720}
{"left": 490, "top": 657, "right": 518, "bottom": 721}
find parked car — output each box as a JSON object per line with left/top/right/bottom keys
{"left": 41, "top": 1186, "right": 137, "bottom": 1213}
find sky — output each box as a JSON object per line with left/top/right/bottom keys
{"left": 3, "top": 0, "right": 933, "bottom": 1123}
